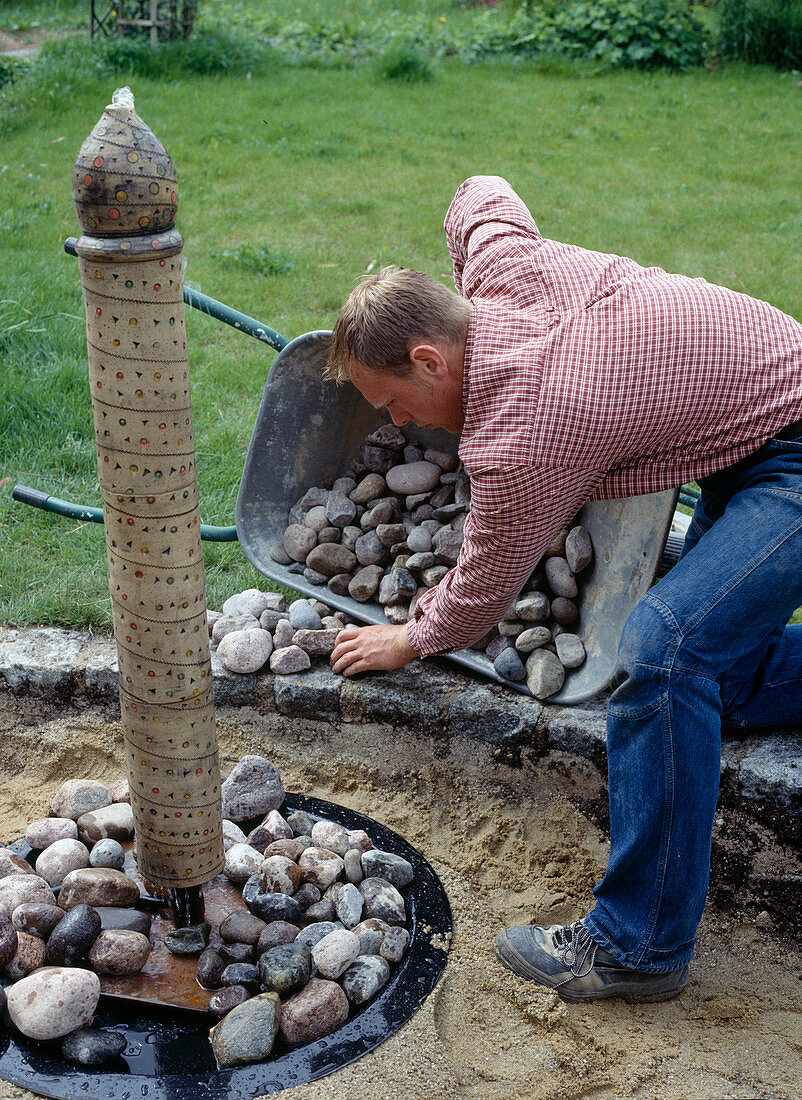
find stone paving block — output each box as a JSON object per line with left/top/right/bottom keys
{"left": 447, "top": 686, "right": 529, "bottom": 744}
{"left": 84, "top": 642, "right": 119, "bottom": 700}
{"left": 273, "top": 668, "right": 341, "bottom": 720}
{"left": 340, "top": 663, "right": 455, "bottom": 729}
{"left": 0, "top": 628, "right": 85, "bottom": 697}
{"left": 211, "top": 651, "right": 256, "bottom": 707}
{"left": 738, "top": 735, "right": 802, "bottom": 817}
{"left": 546, "top": 701, "right": 607, "bottom": 762}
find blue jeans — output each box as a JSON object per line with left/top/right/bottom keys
{"left": 583, "top": 434, "right": 802, "bottom": 973}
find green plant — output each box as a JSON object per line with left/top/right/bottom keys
{"left": 218, "top": 244, "right": 295, "bottom": 276}
{"left": 375, "top": 43, "right": 435, "bottom": 81}
{"left": 719, "top": 0, "right": 802, "bottom": 69}
{"left": 551, "top": 0, "right": 707, "bottom": 69}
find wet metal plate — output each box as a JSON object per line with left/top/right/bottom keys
{"left": 1, "top": 794, "right": 452, "bottom": 1100}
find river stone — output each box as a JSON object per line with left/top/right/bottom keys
{"left": 347, "top": 829, "right": 374, "bottom": 853}
{"left": 279, "top": 977, "right": 349, "bottom": 1045}
{"left": 287, "top": 811, "right": 316, "bottom": 838}
{"left": 261, "top": 838, "right": 306, "bottom": 865}
{"left": 361, "top": 445, "right": 394, "bottom": 475}
{"left": 385, "top": 461, "right": 440, "bottom": 495}
{"left": 334, "top": 883, "right": 364, "bottom": 929}
{"left": 217, "top": 629, "right": 273, "bottom": 674}
{"left": 11, "top": 902, "right": 64, "bottom": 939}
{"left": 353, "top": 917, "right": 391, "bottom": 956}
{"left": 286, "top": 599, "right": 321, "bottom": 630}
{"left": 515, "top": 626, "right": 552, "bottom": 653}
{"left": 221, "top": 961, "right": 261, "bottom": 992}
{"left": 260, "top": 608, "right": 290, "bottom": 632}
{"left": 0, "top": 873, "right": 56, "bottom": 917}
{"left": 359, "top": 877, "right": 406, "bottom": 925}
{"left": 292, "top": 883, "right": 321, "bottom": 913}
{"left": 61, "top": 1028, "right": 127, "bottom": 1067}
{"left": 544, "top": 556, "right": 578, "bottom": 598}
{"left": 494, "top": 647, "right": 526, "bottom": 682}
{"left": 0, "top": 849, "right": 35, "bottom": 878}
{"left": 234, "top": 588, "right": 268, "bottom": 618}
{"left": 551, "top": 596, "right": 579, "bottom": 625}
{"left": 350, "top": 473, "right": 386, "bottom": 505}
{"left": 325, "top": 489, "right": 357, "bottom": 529}
{"left": 109, "top": 777, "right": 131, "bottom": 804}
{"left": 222, "top": 819, "right": 248, "bottom": 851}
{"left": 298, "top": 847, "right": 344, "bottom": 890}
{"left": 77, "top": 803, "right": 134, "bottom": 846}
{"left": 258, "top": 921, "right": 300, "bottom": 952}
{"left": 88, "top": 929, "right": 150, "bottom": 975}
{"left": 270, "top": 645, "right": 312, "bottom": 675}
{"left": 294, "top": 921, "right": 342, "bottom": 951}
{"left": 210, "top": 990, "right": 280, "bottom": 1068}
{"left": 312, "top": 929, "right": 360, "bottom": 979}
{"left": 208, "top": 984, "right": 251, "bottom": 1017}
{"left": 422, "top": 564, "right": 450, "bottom": 586}
{"left": 50, "top": 779, "right": 112, "bottom": 821}
{"left": 304, "top": 506, "right": 330, "bottom": 533}
{"left": 219, "top": 941, "right": 256, "bottom": 964}
{"left": 342, "top": 954, "right": 391, "bottom": 1005}
{"left": 164, "top": 922, "right": 210, "bottom": 955}
{"left": 555, "top": 633, "right": 586, "bottom": 669}
{"left": 306, "top": 543, "right": 357, "bottom": 577}
{"left": 259, "top": 941, "right": 312, "bottom": 996}
{"left": 354, "top": 530, "right": 385, "bottom": 567}
{"left": 284, "top": 523, "right": 317, "bottom": 562}
{"left": 6, "top": 967, "right": 100, "bottom": 1040}
{"left": 292, "top": 628, "right": 341, "bottom": 656}
{"left": 5, "top": 930, "right": 46, "bottom": 979}
{"left": 304, "top": 897, "right": 336, "bottom": 923}
{"left": 89, "top": 838, "right": 126, "bottom": 870}
{"left": 516, "top": 592, "right": 551, "bottom": 622}
{"left": 310, "top": 821, "right": 350, "bottom": 857}
{"left": 361, "top": 850, "right": 414, "bottom": 889}
{"left": 349, "top": 564, "right": 384, "bottom": 602}
{"left": 260, "top": 856, "right": 301, "bottom": 896}
{"left": 343, "top": 849, "right": 364, "bottom": 885}
{"left": 273, "top": 619, "right": 295, "bottom": 649}
{"left": 97, "top": 907, "right": 151, "bottom": 936}
{"left": 224, "top": 843, "right": 264, "bottom": 885}
{"left": 485, "top": 635, "right": 512, "bottom": 661}
{"left": 222, "top": 594, "right": 241, "bottom": 616}
{"left": 249, "top": 891, "right": 302, "bottom": 925}
{"left": 380, "top": 924, "right": 411, "bottom": 964}
{"left": 407, "top": 525, "right": 433, "bottom": 553}
{"left": 404, "top": 551, "right": 437, "bottom": 573}
{"left": 197, "top": 947, "right": 226, "bottom": 989}
{"left": 25, "top": 817, "right": 78, "bottom": 849}
{"left": 221, "top": 756, "right": 285, "bottom": 822}
{"left": 432, "top": 527, "right": 463, "bottom": 565}
{"left": 46, "top": 904, "right": 102, "bottom": 966}
{"left": 211, "top": 613, "right": 260, "bottom": 645}
{"left": 565, "top": 525, "right": 593, "bottom": 573}
{"left": 376, "top": 522, "right": 408, "bottom": 548}
{"left": 378, "top": 569, "right": 417, "bottom": 606}
{"left": 35, "top": 838, "right": 91, "bottom": 887}
{"left": 58, "top": 867, "right": 139, "bottom": 910}
{"left": 220, "top": 911, "right": 267, "bottom": 945}
{"left": 253, "top": 810, "right": 293, "bottom": 846}
{"left": 526, "top": 648, "right": 566, "bottom": 699}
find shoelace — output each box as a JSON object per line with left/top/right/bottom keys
{"left": 552, "top": 921, "right": 598, "bottom": 986}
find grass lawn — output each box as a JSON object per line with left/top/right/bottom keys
{"left": 1, "top": 47, "right": 800, "bottom": 628}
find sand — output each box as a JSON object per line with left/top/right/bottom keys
{"left": 0, "top": 689, "right": 800, "bottom": 1100}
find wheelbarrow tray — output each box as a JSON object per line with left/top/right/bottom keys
{"left": 236, "top": 332, "right": 677, "bottom": 705}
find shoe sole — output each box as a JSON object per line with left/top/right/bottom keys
{"left": 494, "top": 940, "right": 688, "bottom": 1004}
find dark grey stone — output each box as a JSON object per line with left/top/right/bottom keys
{"left": 61, "top": 1029, "right": 127, "bottom": 1067}
{"left": 341, "top": 955, "right": 390, "bottom": 1005}
{"left": 45, "top": 903, "right": 101, "bottom": 966}
{"left": 360, "top": 850, "right": 414, "bottom": 889}
{"left": 738, "top": 736, "right": 802, "bottom": 816}
{"left": 197, "top": 947, "right": 226, "bottom": 990}
{"left": 258, "top": 941, "right": 312, "bottom": 996}
{"left": 249, "top": 891, "right": 302, "bottom": 925}
{"left": 164, "top": 922, "right": 210, "bottom": 956}
{"left": 97, "top": 907, "right": 151, "bottom": 936}
{"left": 220, "top": 961, "right": 261, "bottom": 992}
{"left": 208, "top": 984, "right": 251, "bottom": 1018}
{"left": 494, "top": 648, "right": 527, "bottom": 682}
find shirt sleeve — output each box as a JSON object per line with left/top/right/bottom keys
{"left": 405, "top": 464, "right": 603, "bottom": 658}
{"left": 444, "top": 176, "right": 542, "bottom": 298}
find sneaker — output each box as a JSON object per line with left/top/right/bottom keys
{"left": 494, "top": 920, "right": 689, "bottom": 1003}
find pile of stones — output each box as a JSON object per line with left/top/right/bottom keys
{"left": 0, "top": 756, "right": 414, "bottom": 1072}
{"left": 262, "top": 423, "right": 595, "bottom": 699}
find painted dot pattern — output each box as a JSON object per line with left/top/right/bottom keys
{"left": 73, "top": 98, "right": 222, "bottom": 891}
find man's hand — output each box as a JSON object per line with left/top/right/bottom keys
{"left": 330, "top": 624, "right": 417, "bottom": 676}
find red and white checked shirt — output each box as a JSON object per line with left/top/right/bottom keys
{"left": 406, "top": 175, "right": 802, "bottom": 659}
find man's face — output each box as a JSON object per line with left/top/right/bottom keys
{"left": 349, "top": 360, "right": 464, "bottom": 435}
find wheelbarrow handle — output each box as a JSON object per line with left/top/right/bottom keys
{"left": 11, "top": 486, "right": 238, "bottom": 542}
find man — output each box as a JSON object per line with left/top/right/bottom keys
{"left": 327, "top": 176, "right": 802, "bottom": 1002}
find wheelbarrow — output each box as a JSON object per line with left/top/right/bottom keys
{"left": 14, "top": 244, "right": 686, "bottom": 705}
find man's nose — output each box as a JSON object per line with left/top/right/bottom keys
{"left": 389, "top": 408, "right": 409, "bottom": 426}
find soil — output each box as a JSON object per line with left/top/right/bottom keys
{"left": 0, "top": 690, "right": 800, "bottom": 1100}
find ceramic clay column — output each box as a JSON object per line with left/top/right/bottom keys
{"left": 72, "top": 87, "right": 223, "bottom": 910}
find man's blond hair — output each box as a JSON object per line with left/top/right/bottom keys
{"left": 325, "top": 266, "right": 470, "bottom": 383}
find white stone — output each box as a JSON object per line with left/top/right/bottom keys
{"left": 217, "top": 628, "right": 273, "bottom": 674}
{"left": 0, "top": 873, "right": 57, "bottom": 918}
{"left": 311, "top": 820, "right": 351, "bottom": 857}
{"left": 50, "top": 779, "right": 112, "bottom": 821}
{"left": 25, "top": 817, "right": 78, "bottom": 849}
{"left": 311, "top": 929, "right": 361, "bottom": 979}
{"left": 224, "top": 843, "right": 264, "bottom": 884}
{"left": 222, "top": 819, "right": 248, "bottom": 851}
{"left": 269, "top": 645, "right": 311, "bottom": 675}
{"left": 385, "top": 461, "right": 441, "bottom": 495}
{"left": 6, "top": 966, "right": 100, "bottom": 1040}
{"left": 35, "top": 838, "right": 90, "bottom": 887}
{"left": 236, "top": 588, "right": 269, "bottom": 618}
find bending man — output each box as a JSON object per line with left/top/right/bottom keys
{"left": 327, "top": 176, "right": 802, "bottom": 1002}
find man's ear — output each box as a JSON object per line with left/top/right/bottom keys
{"left": 408, "top": 342, "right": 449, "bottom": 379}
